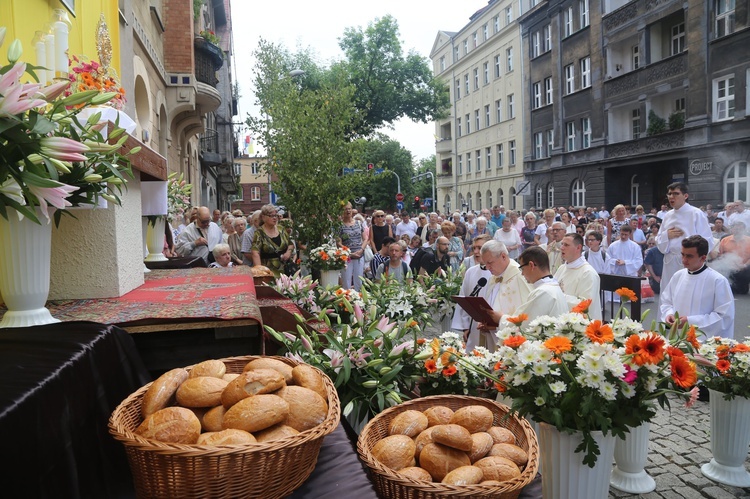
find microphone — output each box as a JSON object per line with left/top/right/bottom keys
{"left": 470, "top": 277, "right": 488, "bottom": 297}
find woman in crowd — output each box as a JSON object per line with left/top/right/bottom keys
{"left": 408, "top": 235, "right": 422, "bottom": 258}
{"left": 221, "top": 215, "right": 235, "bottom": 244}
{"left": 521, "top": 213, "right": 538, "bottom": 250}
{"left": 465, "top": 216, "right": 491, "bottom": 246}
{"left": 339, "top": 202, "right": 368, "bottom": 291}
{"left": 441, "top": 220, "right": 464, "bottom": 271}
{"left": 208, "top": 243, "right": 234, "bottom": 268}
{"left": 415, "top": 213, "right": 428, "bottom": 238}
{"left": 494, "top": 217, "right": 522, "bottom": 259}
{"left": 561, "top": 212, "right": 576, "bottom": 234}
{"left": 369, "top": 210, "right": 393, "bottom": 252}
{"left": 509, "top": 210, "right": 525, "bottom": 236}
{"left": 607, "top": 204, "right": 629, "bottom": 244}
{"left": 251, "top": 204, "right": 295, "bottom": 277}
{"left": 424, "top": 228, "right": 440, "bottom": 248}
{"left": 228, "top": 217, "right": 246, "bottom": 266}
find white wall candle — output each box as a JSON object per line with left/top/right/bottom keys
{"left": 44, "top": 32, "right": 55, "bottom": 82}
{"left": 53, "top": 20, "right": 69, "bottom": 78}
{"left": 34, "top": 35, "right": 47, "bottom": 85}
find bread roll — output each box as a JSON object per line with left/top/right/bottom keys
{"left": 176, "top": 376, "right": 229, "bottom": 408}
{"left": 197, "top": 428, "right": 257, "bottom": 445}
{"left": 222, "top": 394, "right": 289, "bottom": 433}
{"left": 480, "top": 480, "right": 504, "bottom": 485}
{"left": 488, "top": 443, "right": 528, "bottom": 467}
{"left": 189, "top": 359, "right": 227, "bottom": 379}
{"left": 468, "top": 432, "right": 494, "bottom": 463}
{"left": 424, "top": 406, "right": 454, "bottom": 427}
{"left": 201, "top": 405, "right": 227, "bottom": 432}
{"left": 136, "top": 407, "right": 201, "bottom": 444}
{"left": 371, "top": 434, "right": 416, "bottom": 471}
{"left": 418, "top": 442, "right": 471, "bottom": 481}
{"left": 141, "top": 368, "right": 189, "bottom": 418}
{"left": 275, "top": 385, "right": 328, "bottom": 432}
{"left": 450, "top": 405, "right": 494, "bottom": 433}
{"left": 291, "top": 364, "right": 328, "bottom": 400}
{"left": 223, "top": 373, "right": 240, "bottom": 383}
{"left": 487, "top": 426, "right": 516, "bottom": 445}
{"left": 430, "top": 424, "right": 473, "bottom": 452}
{"left": 254, "top": 424, "right": 300, "bottom": 442}
{"left": 389, "top": 410, "right": 429, "bottom": 437}
{"left": 414, "top": 427, "right": 435, "bottom": 458}
{"left": 243, "top": 358, "right": 293, "bottom": 384}
{"left": 441, "top": 465, "right": 484, "bottom": 485}
{"left": 221, "top": 369, "right": 286, "bottom": 408}
{"left": 474, "top": 455, "right": 521, "bottom": 482}
{"left": 397, "top": 467, "right": 432, "bottom": 482}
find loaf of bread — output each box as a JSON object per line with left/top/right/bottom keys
{"left": 254, "top": 424, "right": 300, "bottom": 442}
{"left": 467, "top": 432, "right": 494, "bottom": 463}
{"left": 189, "top": 359, "right": 227, "bottom": 379}
{"left": 488, "top": 443, "right": 528, "bottom": 467}
{"left": 474, "top": 455, "right": 521, "bottom": 482}
{"left": 389, "top": 410, "right": 429, "bottom": 438}
{"left": 175, "top": 376, "right": 229, "bottom": 408}
{"left": 222, "top": 394, "right": 289, "bottom": 433}
{"left": 441, "top": 465, "right": 484, "bottom": 485}
{"left": 220, "top": 368, "right": 286, "bottom": 408}
{"left": 243, "top": 358, "right": 293, "bottom": 384}
{"left": 430, "top": 424, "right": 473, "bottom": 452}
{"left": 201, "top": 405, "right": 227, "bottom": 432}
{"left": 141, "top": 368, "right": 189, "bottom": 418}
{"left": 372, "top": 434, "right": 417, "bottom": 471}
{"left": 136, "top": 406, "right": 201, "bottom": 444}
{"left": 424, "top": 406, "right": 454, "bottom": 427}
{"left": 275, "top": 385, "right": 328, "bottom": 432}
{"left": 291, "top": 364, "right": 327, "bottom": 400}
{"left": 450, "top": 405, "right": 494, "bottom": 433}
{"left": 487, "top": 426, "right": 516, "bottom": 445}
{"left": 418, "top": 442, "right": 471, "bottom": 481}
{"left": 414, "top": 427, "right": 435, "bottom": 458}
{"left": 397, "top": 467, "right": 432, "bottom": 482}
{"left": 197, "top": 428, "right": 256, "bottom": 445}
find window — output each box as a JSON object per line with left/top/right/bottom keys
{"left": 632, "top": 45, "right": 640, "bottom": 70}
{"left": 547, "top": 184, "right": 555, "bottom": 208}
{"left": 458, "top": 155, "right": 463, "bottom": 175}
{"left": 572, "top": 179, "right": 586, "bottom": 207}
{"left": 498, "top": 188, "right": 504, "bottom": 207}
{"left": 485, "top": 105, "right": 491, "bottom": 127}
{"left": 565, "top": 64, "right": 575, "bottom": 94}
{"left": 475, "top": 150, "right": 481, "bottom": 171}
{"left": 545, "top": 77, "right": 553, "bottom": 105}
{"left": 251, "top": 162, "right": 260, "bottom": 174}
{"left": 532, "top": 32, "right": 540, "bottom": 58}
{"left": 439, "top": 56, "right": 445, "bottom": 72}
{"left": 632, "top": 108, "right": 641, "bottom": 139}
{"left": 714, "top": 76, "right": 735, "bottom": 121}
{"left": 465, "top": 74, "right": 470, "bottom": 94}
{"left": 506, "top": 47, "right": 513, "bottom": 72}
{"left": 533, "top": 82, "right": 542, "bottom": 109}
{"left": 494, "top": 55, "right": 501, "bottom": 78}
{"left": 631, "top": 175, "right": 639, "bottom": 207}
{"left": 466, "top": 114, "right": 471, "bottom": 133}
{"left": 716, "top": 0, "right": 736, "bottom": 38}
{"left": 474, "top": 68, "right": 479, "bottom": 90}
{"left": 483, "top": 62, "right": 489, "bottom": 85}
{"left": 507, "top": 94, "right": 515, "bottom": 119}
{"left": 546, "top": 129, "right": 554, "bottom": 157}
{"left": 483, "top": 24, "right": 489, "bottom": 41}
{"left": 475, "top": 110, "right": 480, "bottom": 131}
{"left": 671, "top": 23, "right": 685, "bottom": 55}
{"left": 724, "top": 161, "right": 748, "bottom": 203}
{"left": 580, "top": 57, "right": 591, "bottom": 88}
{"left": 473, "top": 32, "right": 478, "bottom": 48}
{"left": 494, "top": 15, "right": 500, "bottom": 33}
{"left": 250, "top": 186, "right": 261, "bottom": 201}
{"left": 580, "top": 0, "right": 590, "bottom": 28}
{"left": 581, "top": 117, "right": 591, "bottom": 149}
{"left": 486, "top": 147, "right": 492, "bottom": 170}
{"left": 675, "top": 97, "right": 686, "bottom": 112}
{"left": 534, "top": 132, "right": 544, "bottom": 158}
{"left": 566, "top": 122, "right": 576, "bottom": 151}
{"left": 466, "top": 152, "right": 472, "bottom": 172}
{"left": 509, "top": 140, "right": 516, "bottom": 165}
{"left": 457, "top": 117, "right": 462, "bottom": 137}
{"left": 536, "top": 187, "right": 543, "bottom": 209}
{"left": 496, "top": 99, "right": 502, "bottom": 122}
{"left": 497, "top": 144, "right": 504, "bottom": 167}
{"left": 455, "top": 79, "right": 461, "bottom": 100}
{"left": 543, "top": 25, "right": 552, "bottom": 52}
{"left": 454, "top": 45, "right": 460, "bottom": 62}
{"left": 463, "top": 39, "right": 469, "bottom": 55}
{"left": 510, "top": 187, "right": 516, "bottom": 210}
{"left": 506, "top": 6, "right": 513, "bottom": 25}
{"left": 564, "top": 7, "right": 573, "bottom": 37}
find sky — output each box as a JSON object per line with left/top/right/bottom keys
{"left": 229, "top": 0, "right": 490, "bottom": 163}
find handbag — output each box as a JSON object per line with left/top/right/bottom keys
{"left": 363, "top": 245, "right": 374, "bottom": 264}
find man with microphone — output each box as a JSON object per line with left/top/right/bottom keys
{"left": 451, "top": 234, "right": 492, "bottom": 351}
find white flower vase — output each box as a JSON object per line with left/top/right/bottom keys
{"left": 538, "top": 422, "right": 616, "bottom": 499}
{"left": 319, "top": 269, "right": 340, "bottom": 288}
{"left": 0, "top": 209, "right": 60, "bottom": 328}
{"left": 701, "top": 389, "right": 750, "bottom": 487}
{"left": 144, "top": 217, "right": 168, "bottom": 262}
{"left": 611, "top": 422, "right": 656, "bottom": 493}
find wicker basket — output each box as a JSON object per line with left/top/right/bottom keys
{"left": 109, "top": 355, "right": 340, "bottom": 498}
{"left": 357, "top": 394, "right": 538, "bottom": 499}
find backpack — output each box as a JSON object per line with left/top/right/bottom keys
{"left": 383, "top": 258, "right": 409, "bottom": 277}
{"left": 585, "top": 248, "right": 606, "bottom": 261}
{"left": 410, "top": 247, "right": 433, "bottom": 274}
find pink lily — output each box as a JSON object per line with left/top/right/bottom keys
{"left": 40, "top": 137, "right": 91, "bottom": 153}
{"left": 0, "top": 177, "right": 25, "bottom": 205}
{"left": 0, "top": 61, "right": 25, "bottom": 95}
{"left": 323, "top": 348, "right": 344, "bottom": 373}
{"left": 685, "top": 386, "right": 699, "bottom": 408}
{"left": 353, "top": 303, "right": 364, "bottom": 323}
{"left": 0, "top": 82, "right": 46, "bottom": 117}
{"left": 28, "top": 182, "right": 79, "bottom": 222}
{"left": 34, "top": 80, "right": 70, "bottom": 102}
{"left": 389, "top": 341, "right": 413, "bottom": 358}
{"left": 376, "top": 316, "right": 396, "bottom": 336}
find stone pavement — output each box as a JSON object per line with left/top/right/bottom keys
{"left": 608, "top": 394, "right": 750, "bottom": 499}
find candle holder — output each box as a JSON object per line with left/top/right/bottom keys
{"left": 31, "top": 31, "right": 47, "bottom": 85}
{"left": 51, "top": 8, "right": 72, "bottom": 80}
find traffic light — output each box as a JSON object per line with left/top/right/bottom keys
{"left": 367, "top": 163, "right": 374, "bottom": 171}
{"left": 413, "top": 196, "right": 420, "bottom": 210}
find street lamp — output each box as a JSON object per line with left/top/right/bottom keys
{"left": 287, "top": 69, "right": 306, "bottom": 78}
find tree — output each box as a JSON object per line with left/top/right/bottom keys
{"left": 414, "top": 155, "right": 436, "bottom": 209}
{"left": 357, "top": 135, "right": 414, "bottom": 211}
{"left": 336, "top": 16, "right": 450, "bottom": 136}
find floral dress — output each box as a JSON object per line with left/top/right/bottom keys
{"left": 252, "top": 228, "right": 292, "bottom": 277}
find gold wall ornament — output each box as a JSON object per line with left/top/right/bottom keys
{"left": 96, "top": 13, "right": 112, "bottom": 72}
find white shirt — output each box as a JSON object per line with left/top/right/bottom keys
{"left": 514, "top": 277, "right": 568, "bottom": 322}
{"left": 728, "top": 210, "right": 750, "bottom": 229}
{"left": 395, "top": 220, "right": 418, "bottom": 239}
{"left": 489, "top": 260, "right": 532, "bottom": 318}
{"left": 555, "top": 257, "right": 602, "bottom": 321}
{"left": 656, "top": 203, "right": 714, "bottom": 289}
{"left": 585, "top": 248, "right": 610, "bottom": 274}
{"left": 535, "top": 224, "right": 550, "bottom": 245}
{"left": 494, "top": 228, "right": 522, "bottom": 259}
{"left": 175, "top": 221, "right": 223, "bottom": 263}
{"left": 451, "top": 264, "right": 492, "bottom": 352}
{"left": 607, "top": 238, "right": 643, "bottom": 277}
{"left": 660, "top": 266, "right": 735, "bottom": 338}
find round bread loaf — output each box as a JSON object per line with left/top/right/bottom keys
{"left": 474, "top": 455, "right": 521, "bottom": 482}
{"left": 222, "top": 394, "right": 289, "bottom": 433}
{"left": 197, "top": 428, "right": 256, "bottom": 445}
{"left": 372, "top": 434, "right": 416, "bottom": 471}
{"left": 291, "top": 364, "right": 327, "bottom": 400}
{"left": 418, "top": 442, "right": 471, "bottom": 481}
{"left": 468, "top": 432, "right": 495, "bottom": 463}
{"left": 414, "top": 427, "right": 435, "bottom": 458}
{"left": 397, "top": 467, "right": 432, "bottom": 482}
{"left": 389, "top": 410, "right": 429, "bottom": 438}
{"left": 221, "top": 368, "right": 286, "bottom": 408}
{"left": 424, "top": 406, "right": 454, "bottom": 427}
{"left": 487, "top": 426, "right": 516, "bottom": 445}
{"left": 480, "top": 480, "right": 504, "bottom": 485}
{"left": 431, "top": 424, "right": 473, "bottom": 452}
{"left": 141, "top": 368, "right": 188, "bottom": 418}
{"left": 223, "top": 373, "right": 240, "bottom": 383}
{"left": 136, "top": 406, "right": 201, "bottom": 444}
{"left": 488, "top": 443, "right": 528, "bottom": 467}
{"left": 441, "top": 465, "right": 484, "bottom": 485}
{"left": 243, "top": 358, "right": 293, "bottom": 384}
{"left": 188, "top": 359, "right": 227, "bottom": 379}
{"left": 201, "top": 405, "right": 227, "bottom": 432}
{"left": 450, "top": 405, "right": 494, "bottom": 433}
{"left": 275, "top": 385, "right": 328, "bottom": 432}
{"left": 175, "top": 376, "right": 229, "bottom": 408}
{"left": 254, "top": 424, "right": 300, "bottom": 442}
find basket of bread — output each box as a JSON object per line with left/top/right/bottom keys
{"left": 109, "top": 355, "right": 340, "bottom": 498}
{"left": 357, "top": 394, "right": 538, "bottom": 499}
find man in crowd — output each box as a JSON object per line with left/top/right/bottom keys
{"left": 630, "top": 216, "right": 648, "bottom": 252}
{"left": 712, "top": 217, "right": 731, "bottom": 240}
{"left": 490, "top": 205, "right": 505, "bottom": 227}
{"left": 599, "top": 205, "right": 610, "bottom": 220}
{"left": 534, "top": 208, "right": 557, "bottom": 246}
{"left": 607, "top": 224, "right": 643, "bottom": 277}
{"left": 555, "top": 233, "right": 602, "bottom": 320}
{"left": 212, "top": 209, "right": 222, "bottom": 224}
{"left": 370, "top": 236, "right": 396, "bottom": 278}
{"left": 656, "top": 182, "right": 713, "bottom": 289}
{"left": 543, "top": 221, "right": 566, "bottom": 274}
{"left": 375, "top": 241, "right": 411, "bottom": 283}
{"left": 241, "top": 210, "right": 261, "bottom": 265}
{"left": 480, "top": 208, "right": 499, "bottom": 235}
{"left": 729, "top": 201, "right": 750, "bottom": 229}
{"left": 417, "top": 236, "right": 450, "bottom": 276}
{"left": 452, "top": 236, "right": 493, "bottom": 351}
{"left": 660, "top": 236, "right": 734, "bottom": 338}
{"left": 175, "top": 206, "right": 223, "bottom": 264}
{"left": 394, "top": 211, "right": 417, "bottom": 239}
{"left": 514, "top": 247, "right": 569, "bottom": 322}
{"left": 584, "top": 231, "right": 609, "bottom": 273}
{"left": 644, "top": 237, "right": 664, "bottom": 294}
{"left": 718, "top": 221, "right": 750, "bottom": 294}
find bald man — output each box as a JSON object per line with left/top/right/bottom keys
{"left": 175, "top": 206, "right": 223, "bottom": 264}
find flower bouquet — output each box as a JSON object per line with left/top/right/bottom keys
{"left": 308, "top": 241, "right": 350, "bottom": 271}
{"left": 360, "top": 275, "right": 434, "bottom": 326}
{"left": 418, "top": 267, "right": 463, "bottom": 322}
{"left": 67, "top": 54, "right": 126, "bottom": 110}
{"left": 272, "top": 271, "right": 364, "bottom": 319}
{"left": 696, "top": 336, "right": 750, "bottom": 400}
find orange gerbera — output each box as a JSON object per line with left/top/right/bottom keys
{"left": 334, "top": 288, "right": 345, "bottom": 296}
{"left": 625, "top": 334, "right": 645, "bottom": 365}
{"left": 585, "top": 320, "right": 614, "bottom": 344}
{"left": 430, "top": 338, "right": 440, "bottom": 361}
{"left": 716, "top": 359, "right": 731, "bottom": 373}
{"left": 572, "top": 299, "right": 592, "bottom": 314}
{"left": 639, "top": 334, "right": 666, "bottom": 364}
{"left": 507, "top": 313, "right": 528, "bottom": 326}
{"left": 504, "top": 335, "right": 527, "bottom": 348}
{"left": 416, "top": 337, "right": 426, "bottom": 345}
{"left": 686, "top": 326, "right": 700, "bottom": 349}
{"left": 442, "top": 365, "right": 457, "bottom": 376}
{"left": 670, "top": 356, "right": 697, "bottom": 388}
{"left": 731, "top": 344, "right": 750, "bottom": 353}
{"left": 666, "top": 346, "right": 685, "bottom": 358}
{"left": 716, "top": 345, "right": 730, "bottom": 359}
{"left": 424, "top": 359, "right": 438, "bottom": 374}
{"left": 615, "top": 287, "right": 638, "bottom": 302}
{"left": 409, "top": 320, "right": 419, "bottom": 329}
{"left": 493, "top": 361, "right": 503, "bottom": 371}
{"left": 320, "top": 253, "right": 329, "bottom": 260}
{"left": 440, "top": 348, "right": 459, "bottom": 367}
{"left": 544, "top": 336, "right": 573, "bottom": 354}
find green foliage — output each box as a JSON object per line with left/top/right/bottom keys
{"left": 414, "top": 155, "right": 437, "bottom": 209}
{"left": 357, "top": 135, "right": 414, "bottom": 211}
{"left": 193, "top": 0, "right": 204, "bottom": 20}
{"left": 668, "top": 111, "right": 685, "bottom": 130}
{"left": 647, "top": 110, "right": 667, "bottom": 136}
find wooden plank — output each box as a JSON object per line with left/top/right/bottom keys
{"left": 108, "top": 123, "right": 167, "bottom": 180}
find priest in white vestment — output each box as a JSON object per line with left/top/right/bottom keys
{"left": 660, "top": 236, "right": 735, "bottom": 339}
{"left": 555, "top": 233, "right": 602, "bottom": 320}
{"left": 656, "top": 182, "right": 714, "bottom": 290}
{"left": 607, "top": 224, "right": 643, "bottom": 277}
{"left": 512, "top": 247, "right": 569, "bottom": 322}
{"left": 451, "top": 235, "right": 493, "bottom": 351}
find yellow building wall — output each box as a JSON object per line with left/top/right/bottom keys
{"left": 0, "top": 0, "right": 120, "bottom": 76}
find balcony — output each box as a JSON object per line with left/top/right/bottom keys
{"left": 436, "top": 137, "right": 452, "bottom": 154}
{"left": 604, "top": 52, "right": 687, "bottom": 99}
{"left": 200, "top": 129, "right": 221, "bottom": 166}
{"left": 217, "top": 164, "right": 237, "bottom": 191}
{"left": 194, "top": 37, "right": 224, "bottom": 87}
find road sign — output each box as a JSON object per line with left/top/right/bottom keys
{"left": 342, "top": 167, "right": 354, "bottom": 175}
{"left": 374, "top": 168, "right": 384, "bottom": 175}
{"left": 396, "top": 201, "right": 404, "bottom": 210}
{"left": 395, "top": 192, "right": 404, "bottom": 202}
{"left": 516, "top": 180, "right": 531, "bottom": 196}
{"left": 424, "top": 198, "right": 432, "bottom": 207}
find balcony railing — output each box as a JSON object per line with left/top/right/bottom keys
{"left": 194, "top": 37, "right": 224, "bottom": 87}
{"left": 436, "top": 138, "right": 453, "bottom": 154}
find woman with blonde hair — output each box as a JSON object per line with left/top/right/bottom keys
{"left": 251, "top": 204, "right": 295, "bottom": 277}
{"left": 441, "top": 220, "right": 464, "bottom": 270}
{"left": 607, "top": 204, "right": 628, "bottom": 243}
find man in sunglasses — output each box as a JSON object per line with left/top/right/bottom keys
{"left": 175, "top": 206, "right": 223, "bottom": 264}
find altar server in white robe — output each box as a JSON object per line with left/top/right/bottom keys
{"left": 555, "top": 233, "right": 602, "bottom": 320}
{"left": 660, "top": 236, "right": 735, "bottom": 339}
{"left": 583, "top": 230, "right": 609, "bottom": 274}
{"left": 607, "top": 224, "right": 643, "bottom": 277}
{"left": 478, "top": 240, "right": 531, "bottom": 349}
{"left": 656, "top": 182, "right": 714, "bottom": 290}
{"left": 451, "top": 234, "right": 493, "bottom": 351}
{"left": 512, "top": 247, "right": 569, "bottom": 322}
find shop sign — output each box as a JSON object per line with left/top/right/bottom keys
{"left": 689, "top": 159, "right": 713, "bottom": 176}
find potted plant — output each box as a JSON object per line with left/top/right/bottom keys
{"left": 307, "top": 241, "right": 350, "bottom": 288}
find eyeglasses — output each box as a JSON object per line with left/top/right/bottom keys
{"left": 375, "top": 214, "right": 384, "bottom": 218}
{"left": 265, "top": 213, "right": 279, "bottom": 218}
{"left": 198, "top": 218, "right": 211, "bottom": 225}
{"left": 519, "top": 262, "right": 530, "bottom": 269}
{"left": 585, "top": 238, "right": 597, "bottom": 242}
